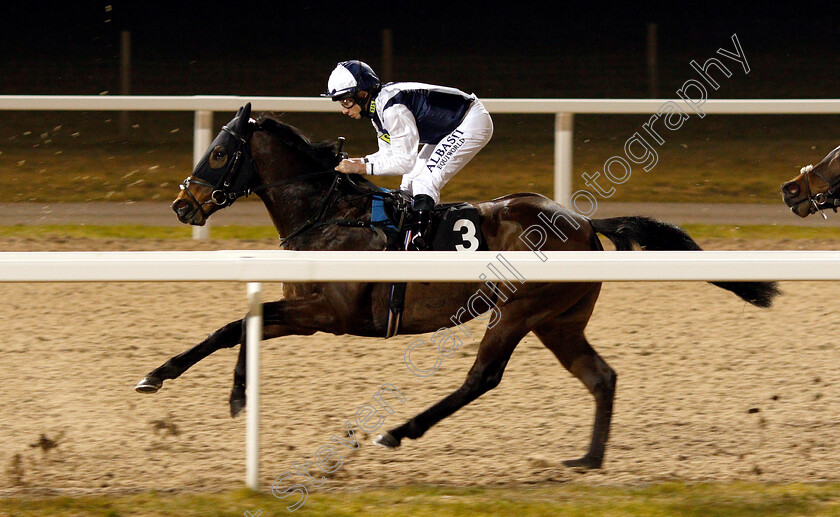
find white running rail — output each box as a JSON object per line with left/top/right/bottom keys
{"left": 0, "top": 248, "right": 836, "bottom": 489}
{"left": 3, "top": 95, "right": 840, "bottom": 234}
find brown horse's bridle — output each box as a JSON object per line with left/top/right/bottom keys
{"left": 179, "top": 122, "right": 339, "bottom": 220}
{"left": 179, "top": 124, "right": 256, "bottom": 221}
{"left": 179, "top": 119, "right": 408, "bottom": 248}
{"left": 800, "top": 164, "right": 840, "bottom": 218}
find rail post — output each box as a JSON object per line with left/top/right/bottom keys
{"left": 554, "top": 112, "right": 573, "bottom": 206}
{"left": 245, "top": 282, "right": 262, "bottom": 490}
{"left": 192, "top": 110, "right": 214, "bottom": 239}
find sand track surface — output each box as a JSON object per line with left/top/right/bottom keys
{"left": 2, "top": 235, "right": 840, "bottom": 495}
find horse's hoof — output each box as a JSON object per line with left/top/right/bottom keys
{"left": 230, "top": 397, "right": 246, "bottom": 418}
{"left": 562, "top": 455, "right": 603, "bottom": 469}
{"left": 135, "top": 376, "right": 162, "bottom": 394}
{"left": 372, "top": 432, "right": 401, "bottom": 449}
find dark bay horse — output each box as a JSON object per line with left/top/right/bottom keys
{"left": 781, "top": 145, "right": 840, "bottom": 217}
{"left": 136, "top": 103, "right": 779, "bottom": 469}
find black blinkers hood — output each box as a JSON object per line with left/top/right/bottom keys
{"left": 190, "top": 103, "right": 257, "bottom": 197}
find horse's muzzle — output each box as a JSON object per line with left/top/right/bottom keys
{"left": 781, "top": 181, "right": 811, "bottom": 217}
{"left": 172, "top": 198, "right": 206, "bottom": 225}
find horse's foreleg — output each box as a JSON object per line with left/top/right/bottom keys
{"left": 135, "top": 319, "right": 243, "bottom": 393}
{"left": 228, "top": 298, "right": 329, "bottom": 417}
{"left": 228, "top": 323, "right": 250, "bottom": 417}
{"left": 534, "top": 322, "right": 616, "bottom": 469}
{"left": 375, "top": 320, "right": 527, "bottom": 448}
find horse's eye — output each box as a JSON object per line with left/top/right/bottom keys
{"left": 213, "top": 150, "right": 225, "bottom": 160}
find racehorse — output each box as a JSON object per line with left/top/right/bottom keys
{"left": 136, "top": 103, "right": 779, "bottom": 469}
{"left": 781, "top": 145, "right": 840, "bottom": 217}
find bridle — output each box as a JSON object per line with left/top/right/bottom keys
{"left": 180, "top": 121, "right": 343, "bottom": 220}
{"left": 178, "top": 121, "right": 407, "bottom": 246}
{"left": 179, "top": 123, "right": 256, "bottom": 221}
{"left": 800, "top": 163, "right": 840, "bottom": 218}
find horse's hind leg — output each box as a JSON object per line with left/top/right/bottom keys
{"left": 533, "top": 321, "right": 616, "bottom": 469}
{"left": 135, "top": 319, "right": 243, "bottom": 393}
{"left": 374, "top": 320, "right": 528, "bottom": 448}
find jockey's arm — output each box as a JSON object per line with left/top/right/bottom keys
{"left": 334, "top": 158, "right": 366, "bottom": 174}
{"left": 336, "top": 105, "right": 419, "bottom": 175}
{"left": 362, "top": 105, "right": 419, "bottom": 176}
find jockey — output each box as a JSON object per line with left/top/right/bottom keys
{"left": 323, "top": 60, "right": 493, "bottom": 250}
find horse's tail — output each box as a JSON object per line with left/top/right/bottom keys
{"left": 589, "top": 216, "right": 780, "bottom": 308}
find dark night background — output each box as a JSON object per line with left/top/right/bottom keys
{"left": 1, "top": 2, "right": 838, "bottom": 99}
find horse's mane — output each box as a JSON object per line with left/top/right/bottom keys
{"left": 254, "top": 113, "right": 389, "bottom": 197}
{"left": 255, "top": 114, "right": 341, "bottom": 170}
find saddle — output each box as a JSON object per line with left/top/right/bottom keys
{"left": 372, "top": 192, "right": 488, "bottom": 337}
{"left": 372, "top": 193, "right": 487, "bottom": 252}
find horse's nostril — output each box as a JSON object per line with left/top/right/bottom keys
{"left": 784, "top": 183, "right": 799, "bottom": 196}
{"left": 172, "top": 200, "right": 189, "bottom": 215}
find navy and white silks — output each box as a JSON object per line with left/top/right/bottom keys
{"left": 363, "top": 82, "right": 493, "bottom": 203}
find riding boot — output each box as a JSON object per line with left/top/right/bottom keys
{"left": 387, "top": 194, "right": 434, "bottom": 338}
{"left": 406, "top": 194, "right": 435, "bottom": 251}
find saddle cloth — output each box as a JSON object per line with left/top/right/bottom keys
{"left": 371, "top": 195, "right": 488, "bottom": 251}
{"left": 373, "top": 195, "right": 488, "bottom": 338}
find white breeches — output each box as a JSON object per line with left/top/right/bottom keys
{"left": 400, "top": 100, "right": 493, "bottom": 203}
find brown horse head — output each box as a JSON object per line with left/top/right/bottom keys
{"left": 172, "top": 105, "right": 344, "bottom": 230}
{"left": 781, "top": 145, "right": 840, "bottom": 217}
{"left": 172, "top": 103, "right": 257, "bottom": 225}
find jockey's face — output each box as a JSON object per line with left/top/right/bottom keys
{"left": 338, "top": 92, "right": 367, "bottom": 120}
{"left": 340, "top": 103, "right": 363, "bottom": 119}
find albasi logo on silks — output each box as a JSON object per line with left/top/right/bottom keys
{"left": 426, "top": 129, "right": 465, "bottom": 173}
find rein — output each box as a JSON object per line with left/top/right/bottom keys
{"left": 180, "top": 120, "right": 340, "bottom": 221}
{"left": 182, "top": 119, "right": 407, "bottom": 247}
{"left": 179, "top": 168, "right": 340, "bottom": 220}
{"left": 278, "top": 172, "right": 344, "bottom": 247}
{"left": 278, "top": 174, "right": 408, "bottom": 248}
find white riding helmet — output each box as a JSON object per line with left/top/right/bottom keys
{"left": 321, "top": 60, "right": 381, "bottom": 101}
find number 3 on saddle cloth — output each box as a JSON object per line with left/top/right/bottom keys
{"left": 372, "top": 194, "right": 488, "bottom": 338}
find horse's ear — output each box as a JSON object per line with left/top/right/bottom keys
{"left": 242, "top": 103, "right": 252, "bottom": 122}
